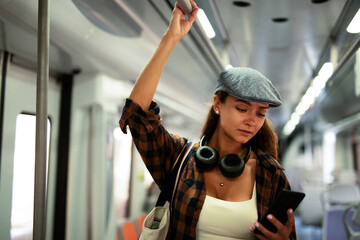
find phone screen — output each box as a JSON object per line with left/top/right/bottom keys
{"left": 254, "top": 189, "right": 305, "bottom": 234}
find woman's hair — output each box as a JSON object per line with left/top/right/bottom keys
{"left": 200, "top": 91, "right": 279, "bottom": 159}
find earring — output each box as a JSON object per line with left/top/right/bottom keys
{"left": 215, "top": 110, "right": 219, "bottom": 114}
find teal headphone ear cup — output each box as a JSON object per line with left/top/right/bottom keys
{"left": 195, "top": 146, "right": 219, "bottom": 171}
{"left": 219, "top": 154, "right": 245, "bottom": 178}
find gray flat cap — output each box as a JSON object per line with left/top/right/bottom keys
{"left": 214, "top": 67, "right": 282, "bottom": 107}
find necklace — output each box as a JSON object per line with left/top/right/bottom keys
{"left": 218, "top": 168, "right": 224, "bottom": 187}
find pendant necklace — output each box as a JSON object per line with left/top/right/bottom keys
{"left": 218, "top": 168, "right": 224, "bottom": 187}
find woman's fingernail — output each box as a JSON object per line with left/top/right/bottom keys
{"left": 267, "top": 214, "right": 273, "bottom": 220}
{"left": 249, "top": 226, "right": 254, "bottom": 231}
{"left": 255, "top": 222, "right": 260, "bottom": 228}
{"left": 289, "top": 209, "right": 293, "bottom": 214}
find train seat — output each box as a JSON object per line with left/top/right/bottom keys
{"left": 118, "top": 221, "right": 139, "bottom": 240}
{"left": 322, "top": 183, "right": 360, "bottom": 240}
{"left": 323, "top": 206, "right": 360, "bottom": 240}
{"left": 343, "top": 202, "right": 360, "bottom": 240}
{"left": 299, "top": 183, "right": 325, "bottom": 225}
{"left": 322, "top": 183, "right": 360, "bottom": 209}
{"left": 136, "top": 214, "right": 147, "bottom": 234}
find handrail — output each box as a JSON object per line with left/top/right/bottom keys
{"left": 177, "top": 0, "right": 225, "bottom": 73}
{"left": 33, "top": 0, "right": 50, "bottom": 239}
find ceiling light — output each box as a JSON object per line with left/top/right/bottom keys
{"left": 290, "top": 113, "right": 300, "bottom": 126}
{"left": 302, "top": 87, "right": 316, "bottom": 106}
{"left": 311, "top": 0, "right": 329, "bottom": 4}
{"left": 347, "top": 8, "right": 360, "bottom": 34}
{"left": 233, "top": 1, "right": 251, "bottom": 7}
{"left": 283, "top": 122, "right": 296, "bottom": 136}
{"left": 312, "top": 76, "right": 326, "bottom": 90}
{"left": 312, "top": 78, "right": 324, "bottom": 97}
{"left": 282, "top": 62, "right": 333, "bottom": 136}
{"left": 295, "top": 101, "right": 308, "bottom": 116}
{"left": 198, "top": 9, "right": 216, "bottom": 39}
{"left": 318, "top": 62, "right": 333, "bottom": 79}
{"left": 272, "top": 18, "right": 289, "bottom": 23}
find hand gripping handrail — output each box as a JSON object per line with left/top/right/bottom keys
{"left": 176, "top": 0, "right": 225, "bottom": 73}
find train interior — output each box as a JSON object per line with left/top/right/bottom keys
{"left": 0, "top": 0, "right": 360, "bottom": 239}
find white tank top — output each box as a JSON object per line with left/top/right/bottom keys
{"left": 196, "top": 182, "right": 258, "bottom": 240}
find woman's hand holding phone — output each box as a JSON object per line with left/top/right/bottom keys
{"left": 249, "top": 189, "right": 305, "bottom": 239}
{"left": 249, "top": 208, "right": 295, "bottom": 240}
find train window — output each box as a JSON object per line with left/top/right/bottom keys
{"left": 113, "top": 126, "right": 132, "bottom": 219}
{"left": 10, "top": 113, "right": 51, "bottom": 239}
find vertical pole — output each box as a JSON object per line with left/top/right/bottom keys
{"left": 0, "top": 52, "right": 9, "bottom": 181}
{"left": 87, "top": 105, "right": 96, "bottom": 240}
{"left": 33, "top": 0, "right": 49, "bottom": 239}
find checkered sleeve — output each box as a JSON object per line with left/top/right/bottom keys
{"left": 119, "top": 98, "right": 187, "bottom": 189}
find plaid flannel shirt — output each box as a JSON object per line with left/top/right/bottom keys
{"left": 120, "top": 98, "right": 296, "bottom": 240}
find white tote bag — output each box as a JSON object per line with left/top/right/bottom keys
{"left": 139, "top": 142, "right": 194, "bottom": 240}
{"left": 139, "top": 206, "right": 170, "bottom": 240}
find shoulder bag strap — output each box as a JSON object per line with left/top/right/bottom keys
{"left": 155, "top": 141, "right": 195, "bottom": 206}
{"left": 171, "top": 142, "right": 195, "bottom": 204}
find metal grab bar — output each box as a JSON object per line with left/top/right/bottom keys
{"left": 176, "top": 0, "right": 225, "bottom": 73}
{"left": 33, "top": 0, "right": 50, "bottom": 239}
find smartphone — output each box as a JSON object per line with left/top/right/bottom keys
{"left": 254, "top": 189, "right": 305, "bottom": 235}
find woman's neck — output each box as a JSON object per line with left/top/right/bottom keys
{"left": 207, "top": 130, "right": 247, "bottom": 158}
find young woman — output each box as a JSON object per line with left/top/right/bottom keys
{"left": 119, "top": 1, "right": 296, "bottom": 239}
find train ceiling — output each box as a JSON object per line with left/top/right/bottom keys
{"left": 0, "top": 0, "right": 358, "bottom": 139}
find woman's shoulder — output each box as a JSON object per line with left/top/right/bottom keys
{"left": 255, "top": 149, "right": 284, "bottom": 173}
{"left": 255, "top": 150, "right": 290, "bottom": 190}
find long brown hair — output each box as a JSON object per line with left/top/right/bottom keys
{"left": 200, "top": 91, "right": 279, "bottom": 159}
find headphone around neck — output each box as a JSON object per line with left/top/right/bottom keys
{"left": 195, "top": 136, "right": 251, "bottom": 178}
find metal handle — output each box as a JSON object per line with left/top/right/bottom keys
{"left": 177, "top": 0, "right": 225, "bottom": 72}
{"left": 176, "top": 0, "right": 192, "bottom": 15}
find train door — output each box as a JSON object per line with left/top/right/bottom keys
{"left": 66, "top": 73, "right": 133, "bottom": 240}
{"left": 0, "top": 56, "right": 61, "bottom": 240}
{"left": 65, "top": 72, "right": 151, "bottom": 240}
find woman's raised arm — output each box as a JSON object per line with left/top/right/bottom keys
{"left": 129, "top": 0, "right": 198, "bottom": 111}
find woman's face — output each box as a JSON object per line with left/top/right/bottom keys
{"left": 214, "top": 95, "right": 269, "bottom": 144}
